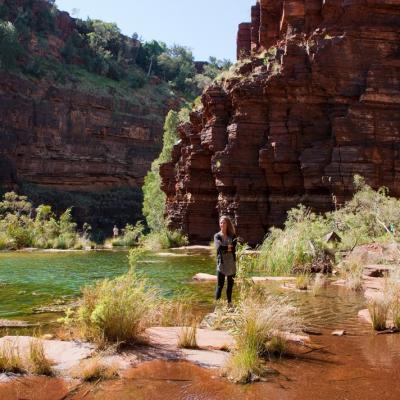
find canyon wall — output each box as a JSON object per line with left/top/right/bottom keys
{"left": 0, "top": 71, "right": 172, "bottom": 234}
{"left": 0, "top": 0, "right": 175, "bottom": 235}
{"left": 160, "top": 0, "right": 400, "bottom": 245}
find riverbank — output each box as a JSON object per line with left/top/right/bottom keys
{"left": 1, "top": 321, "right": 400, "bottom": 400}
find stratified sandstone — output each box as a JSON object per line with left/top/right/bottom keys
{"left": 0, "top": 0, "right": 175, "bottom": 233}
{"left": 0, "top": 71, "right": 173, "bottom": 231}
{"left": 160, "top": 0, "right": 400, "bottom": 245}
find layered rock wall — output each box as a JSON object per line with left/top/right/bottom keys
{"left": 0, "top": 71, "right": 171, "bottom": 232}
{"left": 0, "top": 0, "right": 173, "bottom": 234}
{"left": 161, "top": 0, "right": 400, "bottom": 245}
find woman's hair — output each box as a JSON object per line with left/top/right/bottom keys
{"left": 219, "top": 215, "right": 236, "bottom": 237}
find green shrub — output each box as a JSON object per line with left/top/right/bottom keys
{"left": 111, "top": 221, "right": 144, "bottom": 247}
{"left": 140, "top": 229, "right": 188, "bottom": 251}
{"left": 0, "top": 20, "right": 23, "bottom": 69}
{"left": 0, "top": 192, "right": 91, "bottom": 250}
{"left": 333, "top": 176, "right": 400, "bottom": 249}
{"left": 257, "top": 205, "right": 330, "bottom": 275}
{"left": 76, "top": 247, "right": 158, "bottom": 343}
{"left": 257, "top": 176, "right": 400, "bottom": 276}
{"left": 224, "top": 291, "right": 302, "bottom": 383}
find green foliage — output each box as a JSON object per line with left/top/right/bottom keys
{"left": 224, "top": 290, "right": 302, "bottom": 383}
{"left": 258, "top": 176, "right": 400, "bottom": 275}
{"left": 0, "top": 20, "right": 23, "bottom": 69}
{"left": 141, "top": 109, "right": 189, "bottom": 248}
{"left": 140, "top": 229, "right": 188, "bottom": 251}
{"left": 142, "top": 110, "right": 180, "bottom": 232}
{"left": 257, "top": 205, "right": 330, "bottom": 275}
{"left": 333, "top": 176, "right": 400, "bottom": 249}
{"left": 157, "top": 45, "right": 196, "bottom": 93}
{"left": 111, "top": 221, "right": 144, "bottom": 247}
{"left": 77, "top": 260, "right": 159, "bottom": 343}
{"left": 195, "top": 56, "right": 232, "bottom": 91}
{"left": 0, "top": 192, "right": 92, "bottom": 250}
{"left": 235, "top": 242, "right": 257, "bottom": 299}
{"left": 136, "top": 39, "right": 167, "bottom": 74}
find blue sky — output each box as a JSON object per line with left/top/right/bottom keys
{"left": 55, "top": 0, "right": 255, "bottom": 61}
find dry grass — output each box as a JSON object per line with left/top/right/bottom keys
{"left": 339, "top": 257, "right": 364, "bottom": 291}
{"left": 178, "top": 324, "right": 198, "bottom": 349}
{"left": 311, "top": 273, "right": 327, "bottom": 296}
{"left": 368, "top": 299, "right": 388, "bottom": 331}
{"left": 156, "top": 296, "right": 196, "bottom": 327}
{"left": 223, "top": 346, "right": 262, "bottom": 384}
{"left": 77, "top": 269, "right": 160, "bottom": 344}
{"left": 28, "top": 339, "right": 53, "bottom": 376}
{"left": 383, "top": 270, "right": 400, "bottom": 329}
{"left": 0, "top": 340, "right": 25, "bottom": 373}
{"left": 295, "top": 273, "right": 311, "bottom": 290}
{"left": 71, "top": 357, "right": 118, "bottom": 381}
{"left": 223, "top": 291, "right": 302, "bottom": 383}
{"left": 265, "top": 334, "right": 287, "bottom": 358}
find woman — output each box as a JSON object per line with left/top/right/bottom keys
{"left": 214, "top": 215, "right": 237, "bottom": 304}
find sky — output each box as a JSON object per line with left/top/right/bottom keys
{"left": 55, "top": 0, "right": 255, "bottom": 62}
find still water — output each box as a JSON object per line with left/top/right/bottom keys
{"left": 0, "top": 248, "right": 215, "bottom": 321}
{"left": 1, "top": 249, "right": 400, "bottom": 399}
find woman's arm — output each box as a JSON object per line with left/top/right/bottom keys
{"left": 214, "top": 234, "right": 228, "bottom": 253}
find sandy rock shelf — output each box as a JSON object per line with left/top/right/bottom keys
{"left": 192, "top": 273, "right": 296, "bottom": 283}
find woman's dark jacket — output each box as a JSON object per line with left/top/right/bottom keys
{"left": 214, "top": 232, "right": 237, "bottom": 275}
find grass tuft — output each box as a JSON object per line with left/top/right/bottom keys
{"left": 75, "top": 248, "right": 159, "bottom": 344}
{"left": 295, "top": 273, "right": 311, "bottom": 290}
{"left": 72, "top": 357, "right": 118, "bottom": 381}
{"left": 223, "top": 291, "right": 302, "bottom": 383}
{"left": 178, "top": 324, "right": 198, "bottom": 349}
{"left": 28, "top": 339, "right": 53, "bottom": 376}
{"left": 0, "top": 340, "right": 25, "bottom": 374}
{"left": 368, "top": 299, "right": 388, "bottom": 331}
{"left": 311, "top": 273, "right": 327, "bottom": 296}
{"left": 339, "top": 257, "right": 364, "bottom": 291}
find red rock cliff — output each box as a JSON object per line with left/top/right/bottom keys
{"left": 160, "top": 0, "right": 400, "bottom": 245}
{"left": 0, "top": 0, "right": 175, "bottom": 234}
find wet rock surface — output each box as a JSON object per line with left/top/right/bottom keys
{"left": 160, "top": 0, "right": 400, "bottom": 245}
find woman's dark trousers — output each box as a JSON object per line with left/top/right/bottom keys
{"left": 215, "top": 271, "right": 234, "bottom": 303}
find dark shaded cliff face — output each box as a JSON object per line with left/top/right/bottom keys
{"left": 160, "top": 0, "right": 400, "bottom": 245}
{"left": 0, "top": 70, "right": 174, "bottom": 237}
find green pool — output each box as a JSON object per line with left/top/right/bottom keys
{"left": 0, "top": 248, "right": 215, "bottom": 321}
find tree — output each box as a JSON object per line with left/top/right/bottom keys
{"left": 157, "top": 45, "right": 196, "bottom": 93}
{"left": 0, "top": 21, "right": 22, "bottom": 69}
{"left": 142, "top": 110, "right": 180, "bottom": 231}
{"left": 86, "top": 19, "right": 122, "bottom": 59}
{"left": 136, "top": 40, "right": 167, "bottom": 75}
